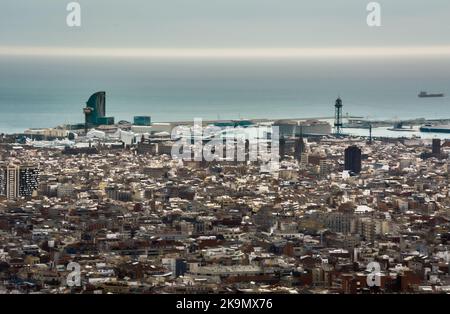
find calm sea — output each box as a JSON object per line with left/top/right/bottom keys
{"left": 0, "top": 56, "right": 449, "bottom": 134}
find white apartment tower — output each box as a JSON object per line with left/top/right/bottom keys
{"left": 0, "top": 164, "right": 39, "bottom": 200}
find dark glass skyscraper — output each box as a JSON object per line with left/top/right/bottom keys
{"left": 279, "top": 137, "right": 286, "bottom": 161}
{"left": 85, "top": 91, "right": 106, "bottom": 125}
{"left": 294, "top": 136, "right": 305, "bottom": 160}
{"left": 83, "top": 92, "right": 114, "bottom": 130}
{"left": 432, "top": 138, "right": 441, "bottom": 155}
{"left": 344, "top": 145, "right": 362, "bottom": 174}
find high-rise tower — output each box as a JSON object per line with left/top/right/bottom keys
{"left": 279, "top": 137, "right": 286, "bottom": 161}
{"left": 0, "top": 164, "right": 39, "bottom": 200}
{"left": 83, "top": 91, "right": 114, "bottom": 133}
{"left": 294, "top": 136, "right": 305, "bottom": 161}
{"left": 344, "top": 145, "right": 362, "bottom": 174}
{"left": 432, "top": 138, "right": 441, "bottom": 155}
{"left": 84, "top": 91, "right": 106, "bottom": 125}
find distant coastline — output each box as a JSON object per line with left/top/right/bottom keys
{"left": 2, "top": 116, "right": 450, "bottom": 142}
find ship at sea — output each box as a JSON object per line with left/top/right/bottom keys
{"left": 418, "top": 91, "right": 444, "bottom": 98}
{"left": 420, "top": 124, "right": 450, "bottom": 133}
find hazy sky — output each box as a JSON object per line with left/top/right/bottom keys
{"left": 1, "top": 0, "right": 449, "bottom": 56}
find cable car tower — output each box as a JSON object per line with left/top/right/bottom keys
{"left": 334, "top": 97, "right": 343, "bottom": 136}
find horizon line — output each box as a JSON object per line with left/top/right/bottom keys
{"left": 2, "top": 46, "right": 450, "bottom": 59}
